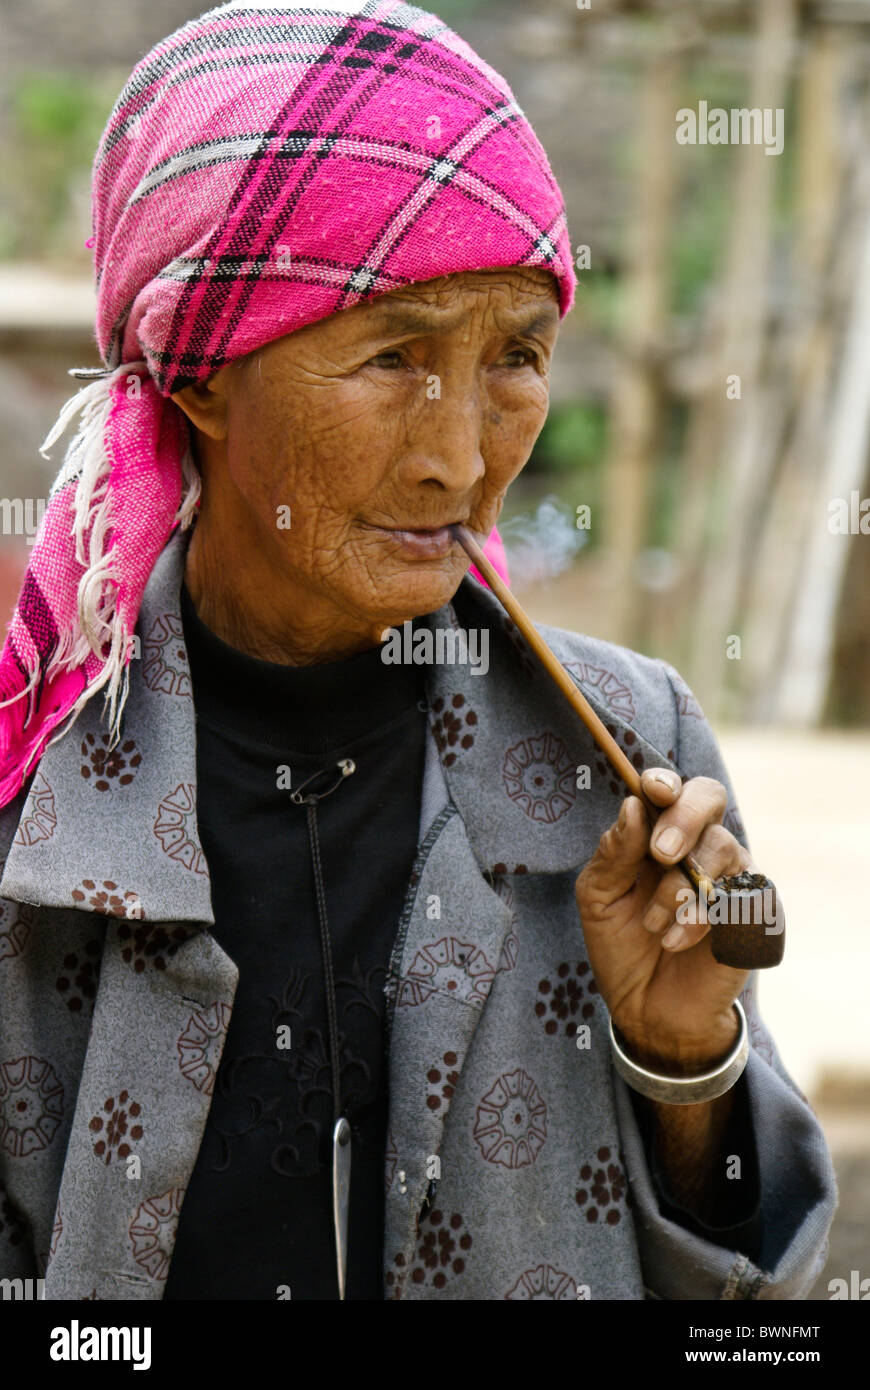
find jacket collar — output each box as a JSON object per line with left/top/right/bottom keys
{"left": 424, "top": 573, "right": 675, "bottom": 875}
{"left": 0, "top": 525, "right": 674, "bottom": 920}
{"left": 0, "top": 525, "right": 212, "bottom": 923}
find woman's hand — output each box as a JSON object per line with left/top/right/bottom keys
{"left": 575, "top": 769, "right": 753, "bottom": 1074}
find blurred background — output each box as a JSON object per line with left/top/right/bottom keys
{"left": 1, "top": 0, "right": 868, "bottom": 1293}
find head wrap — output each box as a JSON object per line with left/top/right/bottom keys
{"left": 0, "top": 0, "right": 576, "bottom": 807}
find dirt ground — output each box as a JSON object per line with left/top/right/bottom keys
{"left": 805, "top": 1102, "right": 870, "bottom": 1299}
{"left": 716, "top": 731, "right": 870, "bottom": 1299}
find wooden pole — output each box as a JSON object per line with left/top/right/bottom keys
{"left": 774, "top": 93, "right": 870, "bottom": 724}
{"left": 741, "top": 26, "right": 846, "bottom": 719}
{"left": 600, "top": 36, "right": 679, "bottom": 647}
{"left": 682, "top": 0, "right": 797, "bottom": 715}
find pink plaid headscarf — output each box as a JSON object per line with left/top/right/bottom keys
{"left": 0, "top": 0, "right": 576, "bottom": 808}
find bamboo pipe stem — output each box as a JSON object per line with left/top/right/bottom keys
{"left": 450, "top": 524, "right": 784, "bottom": 970}
{"left": 452, "top": 524, "right": 715, "bottom": 896}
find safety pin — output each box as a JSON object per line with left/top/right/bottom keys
{"left": 289, "top": 758, "right": 356, "bottom": 805}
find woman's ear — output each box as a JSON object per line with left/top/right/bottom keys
{"left": 170, "top": 371, "right": 230, "bottom": 441}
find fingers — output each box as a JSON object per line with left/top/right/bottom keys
{"left": 576, "top": 795, "right": 650, "bottom": 912}
{"left": 644, "top": 774, "right": 728, "bottom": 868}
{"left": 641, "top": 822, "right": 741, "bottom": 929}
{"left": 578, "top": 772, "right": 749, "bottom": 950}
{"left": 641, "top": 821, "right": 752, "bottom": 950}
{"left": 639, "top": 767, "right": 683, "bottom": 808}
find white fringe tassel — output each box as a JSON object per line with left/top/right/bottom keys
{"left": 2, "top": 362, "right": 201, "bottom": 757}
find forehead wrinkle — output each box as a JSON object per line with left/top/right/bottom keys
{"left": 362, "top": 301, "right": 560, "bottom": 340}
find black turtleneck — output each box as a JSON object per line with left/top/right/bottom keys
{"left": 163, "top": 584, "right": 429, "bottom": 1301}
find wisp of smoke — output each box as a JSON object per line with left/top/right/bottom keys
{"left": 499, "top": 495, "right": 587, "bottom": 588}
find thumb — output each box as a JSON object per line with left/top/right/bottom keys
{"left": 577, "top": 796, "right": 651, "bottom": 908}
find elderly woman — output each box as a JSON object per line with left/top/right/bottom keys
{"left": 0, "top": 1, "right": 835, "bottom": 1302}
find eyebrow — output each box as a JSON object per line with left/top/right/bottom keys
{"left": 365, "top": 303, "right": 560, "bottom": 340}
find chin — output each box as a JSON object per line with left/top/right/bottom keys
{"left": 372, "top": 558, "right": 466, "bottom": 624}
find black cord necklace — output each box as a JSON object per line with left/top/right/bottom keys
{"left": 290, "top": 756, "right": 356, "bottom": 1299}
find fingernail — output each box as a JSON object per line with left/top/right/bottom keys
{"left": 662, "top": 924, "right": 687, "bottom": 950}
{"left": 642, "top": 904, "right": 671, "bottom": 934}
{"left": 617, "top": 801, "right": 628, "bottom": 831}
{"left": 650, "top": 770, "right": 679, "bottom": 792}
{"left": 654, "top": 827, "right": 684, "bottom": 857}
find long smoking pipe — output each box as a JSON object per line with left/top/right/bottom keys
{"left": 451, "top": 523, "right": 784, "bottom": 970}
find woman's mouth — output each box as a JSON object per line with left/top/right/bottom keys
{"left": 372, "top": 524, "right": 461, "bottom": 559}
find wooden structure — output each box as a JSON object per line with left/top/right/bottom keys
{"left": 511, "top": 0, "right": 870, "bottom": 727}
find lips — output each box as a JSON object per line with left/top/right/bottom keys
{"left": 374, "top": 523, "right": 460, "bottom": 559}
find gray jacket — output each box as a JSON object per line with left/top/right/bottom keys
{"left": 0, "top": 524, "right": 837, "bottom": 1299}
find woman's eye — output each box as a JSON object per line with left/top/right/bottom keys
{"left": 502, "top": 347, "right": 537, "bottom": 367}
{"left": 368, "top": 350, "right": 405, "bottom": 368}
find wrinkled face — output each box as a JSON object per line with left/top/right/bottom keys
{"left": 175, "top": 266, "right": 560, "bottom": 641}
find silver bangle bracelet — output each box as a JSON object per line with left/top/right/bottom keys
{"left": 609, "top": 1000, "right": 749, "bottom": 1105}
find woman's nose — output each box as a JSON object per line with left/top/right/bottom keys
{"left": 398, "top": 380, "right": 487, "bottom": 493}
